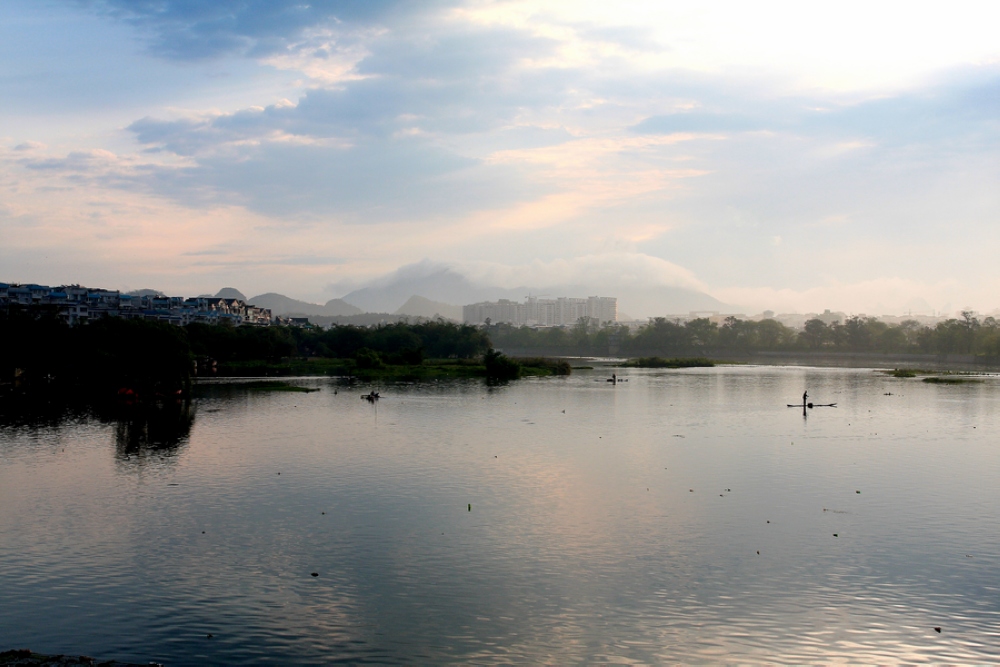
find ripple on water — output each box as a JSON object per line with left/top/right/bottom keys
{"left": 2, "top": 369, "right": 1000, "bottom": 664}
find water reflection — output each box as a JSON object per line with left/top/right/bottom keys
{"left": 0, "top": 387, "right": 193, "bottom": 462}
{"left": 0, "top": 386, "right": 94, "bottom": 429}
{"left": 2, "top": 369, "right": 999, "bottom": 664}
{"left": 112, "top": 399, "right": 193, "bottom": 462}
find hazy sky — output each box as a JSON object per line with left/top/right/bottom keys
{"left": 1, "top": 0, "right": 997, "bottom": 315}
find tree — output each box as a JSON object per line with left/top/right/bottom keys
{"left": 483, "top": 348, "right": 521, "bottom": 379}
{"left": 799, "top": 319, "right": 830, "bottom": 349}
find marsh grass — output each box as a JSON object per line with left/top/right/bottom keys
{"left": 621, "top": 357, "right": 716, "bottom": 369}
{"left": 922, "top": 376, "right": 982, "bottom": 384}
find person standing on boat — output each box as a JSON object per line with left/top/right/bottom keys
{"left": 803, "top": 390, "right": 808, "bottom": 406}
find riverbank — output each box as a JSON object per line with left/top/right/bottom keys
{"left": 498, "top": 349, "right": 1000, "bottom": 372}
{"left": 0, "top": 650, "right": 157, "bottom": 666}
{"left": 211, "top": 356, "right": 570, "bottom": 380}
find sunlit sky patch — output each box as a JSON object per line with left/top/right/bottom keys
{"left": 1, "top": 0, "right": 997, "bottom": 316}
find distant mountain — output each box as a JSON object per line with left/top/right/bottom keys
{"left": 247, "top": 292, "right": 362, "bottom": 317}
{"left": 340, "top": 264, "right": 729, "bottom": 319}
{"left": 394, "top": 295, "right": 463, "bottom": 321}
{"left": 215, "top": 287, "right": 248, "bottom": 301}
{"left": 342, "top": 267, "right": 524, "bottom": 313}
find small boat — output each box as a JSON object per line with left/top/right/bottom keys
{"left": 362, "top": 391, "right": 380, "bottom": 401}
{"left": 786, "top": 402, "right": 836, "bottom": 408}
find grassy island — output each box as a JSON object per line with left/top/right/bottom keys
{"left": 620, "top": 357, "right": 717, "bottom": 368}
{"left": 881, "top": 369, "right": 985, "bottom": 383}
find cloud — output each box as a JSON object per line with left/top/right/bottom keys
{"left": 87, "top": 0, "right": 450, "bottom": 60}
{"left": 13, "top": 141, "right": 47, "bottom": 152}
{"left": 126, "top": 134, "right": 543, "bottom": 221}
{"left": 632, "top": 112, "right": 764, "bottom": 134}
{"left": 458, "top": 253, "right": 708, "bottom": 293}
{"left": 6, "top": 2, "right": 996, "bottom": 312}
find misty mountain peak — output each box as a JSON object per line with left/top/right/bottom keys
{"left": 215, "top": 287, "right": 248, "bottom": 301}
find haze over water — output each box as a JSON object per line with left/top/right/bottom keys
{"left": 2, "top": 366, "right": 999, "bottom": 664}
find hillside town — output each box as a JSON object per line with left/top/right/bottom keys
{"left": 0, "top": 283, "right": 272, "bottom": 327}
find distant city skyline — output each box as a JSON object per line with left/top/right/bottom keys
{"left": 1, "top": 1, "right": 998, "bottom": 315}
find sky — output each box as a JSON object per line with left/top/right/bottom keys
{"left": 1, "top": 0, "right": 998, "bottom": 316}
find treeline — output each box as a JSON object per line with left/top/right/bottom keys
{"left": 488, "top": 312, "right": 1000, "bottom": 358}
{"left": 1, "top": 309, "right": 192, "bottom": 394}
{"left": 185, "top": 319, "right": 490, "bottom": 365}
{"left": 1, "top": 310, "right": 492, "bottom": 393}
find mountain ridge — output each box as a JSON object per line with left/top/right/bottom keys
{"left": 246, "top": 292, "right": 363, "bottom": 317}
{"left": 340, "top": 266, "right": 730, "bottom": 319}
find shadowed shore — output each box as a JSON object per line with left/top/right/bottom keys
{"left": 0, "top": 650, "right": 158, "bottom": 667}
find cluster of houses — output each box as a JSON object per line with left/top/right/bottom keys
{"left": 0, "top": 283, "right": 272, "bottom": 327}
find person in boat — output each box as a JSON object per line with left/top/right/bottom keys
{"left": 803, "top": 390, "right": 808, "bottom": 406}
{"left": 612, "top": 373, "right": 617, "bottom": 383}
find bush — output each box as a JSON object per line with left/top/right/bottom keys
{"left": 517, "top": 357, "right": 572, "bottom": 375}
{"left": 483, "top": 349, "right": 521, "bottom": 379}
{"left": 354, "top": 347, "right": 385, "bottom": 369}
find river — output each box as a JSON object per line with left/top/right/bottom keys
{"left": 2, "top": 366, "right": 999, "bottom": 664}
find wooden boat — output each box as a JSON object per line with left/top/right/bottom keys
{"left": 786, "top": 402, "right": 836, "bottom": 408}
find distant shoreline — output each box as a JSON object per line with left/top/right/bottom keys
{"left": 0, "top": 649, "right": 157, "bottom": 666}
{"left": 500, "top": 349, "right": 1000, "bottom": 373}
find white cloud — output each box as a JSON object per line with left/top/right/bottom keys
{"left": 1, "top": 0, "right": 998, "bottom": 313}
{"left": 458, "top": 253, "right": 708, "bottom": 292}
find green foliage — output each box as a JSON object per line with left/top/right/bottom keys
{"left": 486, "top": 311, "right": 1000, "bottom": 360}
{"left": 0, "top": 308, "right": 192, "bottom": 395}
{"left": 483, "top": 348, "right": 522, "bottom": 379}
{"left": 187, "top": 321, "right": 296, "bottom": 362}
{"left": 515, "top": 357, "right": 572, "bottom": 375}
{"left": 354, "top": 347, "right": 385, "bottom": 369}
{"left": 81, "top": 317, "right": 192, "bottom": 394}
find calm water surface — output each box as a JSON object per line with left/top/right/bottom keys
{"left": 2, "top": 366, "right": 999, "bottom": 665}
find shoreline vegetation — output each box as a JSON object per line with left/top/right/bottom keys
{"left": 0, "top": 649, "right": 157, "bottom": 666}
{"left": 618, "top": 357, "right": 716, "bottom": 368}
{"left": 486, "top": 311, "right": 1000, "bottom": 361}
{"left": 0, "top": 312, "right": 574, "bottom": 398}
{"left": 3, "top": 310, "right": 996, "bottom": 402}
